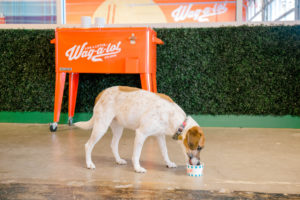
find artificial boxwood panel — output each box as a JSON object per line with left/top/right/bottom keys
{"left": 0, "top": 26, "right": 299, "bottom": 115}
{"left": 0, "top": 30, "right": 56, "bottom": 112}
{"left": 156, "top": 26, "right": 300, "bottom": 115}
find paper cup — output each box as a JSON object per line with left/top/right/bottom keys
{"left": 94, "top": 17, "right": 105, "bottom": 27}
{"left": 81, "top": 16, "right": 92, "bottom": 28}
{"left": 187, "top": 163, "right": 204, "bottom": 177}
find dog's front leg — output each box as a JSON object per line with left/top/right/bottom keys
{"left": 132, "top": 130, "right": 148, "bottom": 173}
{"left": 156, "top": 135, "right": 177, "bottom": 168}
{"left": 110, "top": 120, "right": 127, "bottom": 165}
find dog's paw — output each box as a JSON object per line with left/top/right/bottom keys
{"left": 117, "top": 159, "right": 127, "bottom": 165}
{"left": 86, "top": 161, "right": 96, "bottom": 169}
{"left": 134, "top": 166, "right": 147, "bottom": 173}
{"left": 167, "top": 162, "right": 177, "bottom": 168}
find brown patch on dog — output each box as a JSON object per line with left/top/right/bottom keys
{"left": 94, "top": 90, "right": 106, "bottom": 105}
{"left": 119, "top": 86, "right": 173, "bottom": 103}
{"left": 119, "top": 86, "right": 140, "bottom": 92}
{"left": 184, "top": 126, "right": 205, "bottom": 150}
{"left": 156, "top": 93, "right": 174, "bottom": 103}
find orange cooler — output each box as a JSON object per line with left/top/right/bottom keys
{"left": 50, "top": 27, "right": 163, "bottom": 132}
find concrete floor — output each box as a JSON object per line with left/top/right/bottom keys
{"left": 0, "top": 123, "right": 300, "bottom": 197}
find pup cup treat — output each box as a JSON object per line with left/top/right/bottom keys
{"left": 187, "top": 162, "right": 204, "bottom": 177}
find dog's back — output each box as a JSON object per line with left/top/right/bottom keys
{"left": 75, "top": 86, "right": 185, "bottom": 132}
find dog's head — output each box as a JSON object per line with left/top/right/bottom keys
{"left": 183, "top": 126, "right": 205, "bottom": 165}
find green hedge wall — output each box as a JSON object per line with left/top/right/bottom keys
{"left": 0, "top": 26, "right": 299, "bottom": 115}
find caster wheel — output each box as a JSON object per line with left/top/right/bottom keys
{"left": 50, "top": 122, "right": 58, "bottom": 132}
{"left": 68, "top": 117, "right": 73, "bottom": 126}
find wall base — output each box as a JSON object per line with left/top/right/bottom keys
{"left": 0, "top": 112, "right": 299, "bottom": 128}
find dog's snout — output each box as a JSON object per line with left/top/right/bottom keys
{"left": 187, "top": 153, "right": 193, "bottom": 159}
{"left": 189, "top": 157, "right": 201, "bottom": 165}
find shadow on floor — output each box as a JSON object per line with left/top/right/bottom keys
{"left": 1, "top": 183, "right": 300, "bottom": 200}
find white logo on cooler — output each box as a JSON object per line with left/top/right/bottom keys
{"left": 171, "top": 3, "right": 228, "bottom": 22}
{"left": 65, "top": 41, "right": 122, "bottom": 62}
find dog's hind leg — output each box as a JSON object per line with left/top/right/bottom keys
{"left": 110, "top": 120, "right": 127, "bottom": 165}
{"left": 85, "top": 110, "right": 114, "bottom": 169}
{"left": 156, "top": 135, "right": 177, "bottom": 168}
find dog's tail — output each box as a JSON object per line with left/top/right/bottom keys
{"left": 74, "top": 115, "right": 95, "bottom": 130}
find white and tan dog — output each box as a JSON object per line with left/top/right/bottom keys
{"left": 75, "top": 86, "right": 205, "bottom": 173}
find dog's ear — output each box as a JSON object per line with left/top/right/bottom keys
{"left": 185, "top": 126, "right": 202, "bottom": 150}
{"left": 184, "top": 126, "right": 205, "bottom": 150}
{"left": 198, "top": 128, "right": 205, "bottom": 147}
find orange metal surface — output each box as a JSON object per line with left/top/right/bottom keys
{"left": 0, "top": 17, "right": 5, "bottom": 24}
{"left": 51, "top": 27, "right": 163, "bottom": 124}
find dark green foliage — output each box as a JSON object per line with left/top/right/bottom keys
{"left": 156, "top": 26, "right": 300, "bottom": 115}
{"left": 0, "top": 26, "right": 299, "bottom": 115}
{"left": 0, "top": 30, "right": 56, "bottom": 112}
